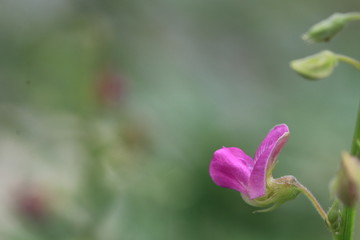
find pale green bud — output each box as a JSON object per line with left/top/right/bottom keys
{"left": 331, "top": 152, "right": 360, "bottom": 207}
{"left": 241, "top": 176, "right": 300, "bottom": 212}
{"left": 303, "top": 13, "right": 360, "bottom": 43}
{"left": 327, "top": 201, "right": 341, "bottom": 234}
{"left": 290, "top": 50, "right": 338, "bottom": 80}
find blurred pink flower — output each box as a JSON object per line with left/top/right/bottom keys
{"left": 209, "top": 124, "right": 289, "bottom": 199}
{"left": 16, "top": 185, "right": 49, "bottom": 222}
{"left": 96, "top": 70, "right": 125, "bottom": 106}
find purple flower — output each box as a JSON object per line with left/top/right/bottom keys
{"left": 209, "top": 124, "right": 290, "bottom": 200}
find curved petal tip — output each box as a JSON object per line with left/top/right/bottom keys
{"left": 248, "top": 124, "right": 290, "bottom": 199}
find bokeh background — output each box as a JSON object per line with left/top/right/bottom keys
{"left": 0, "top": 1, "right": 360, "bottom": 239}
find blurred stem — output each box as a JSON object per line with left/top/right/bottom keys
{"left": 339, "top": 101, "right": 360, "bottom": 240}
{"left": 336, "top": 55, "right": 360, "bottom": 70}
{"left": 293, "top": 181, "right": 330, "bottom": 227}
{"left": 350, "top": 102, "right": 360, "bottom": 158}
{"left": 346, "top": 12, "right": 360, "bottom": 21}
{"left": 77, "top": 120, "right": 114, "bottom": 239}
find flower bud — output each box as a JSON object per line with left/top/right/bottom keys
{"left": 290, "top": 50, "right": 338, "bottom": 80}
{"left": 327, "top": 201, "right": 341, "bottom": 234}
{"left": 331, "top": 152, "right": 360, "bottom": 207}
{"left": 302, "top": 13, "right": 354, "bottom": 43}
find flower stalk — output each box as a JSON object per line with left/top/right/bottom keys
{"left": 337, "top": 55, "right": 360, "bottom": 70}
{"left": 346, "top": 12, "right": 360, "bottom": 21}
{"left": 338, "top": 102, "right": 360, "bottom": 240}
{"left": 292, "top": 180, "right": 330, "bottom": 227}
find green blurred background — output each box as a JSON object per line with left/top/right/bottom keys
{"left": 0, "top": 0, "right": 359, "bottom": 239}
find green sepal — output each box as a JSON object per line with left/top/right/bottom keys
{"left": 241, "top": 175, "right": 301, "bottom": 211}
{"left": 327, "top": 201, "right": 342, "bottom": 235}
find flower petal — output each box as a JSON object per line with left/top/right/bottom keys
{"left": 248, "top": 124, "right": 290, "bottom": 199}
{"left": 209, "top": 147, "right": 253, "bottom": 194}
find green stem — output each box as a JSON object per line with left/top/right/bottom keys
{"left": 350, "top": 102, "right": 360, "bottom": 158}
{"left": 336, "top": 55, "right": 360, "bottom": 70}
{"left": 339, "top": 101, "right": 360, "bottom": 240}
{"left": 341, "top": 207, "right": 356, "bottom": 240}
